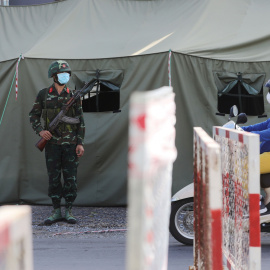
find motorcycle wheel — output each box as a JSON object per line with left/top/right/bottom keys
{"left": 169, "top": 198, "right": 194, "bottom": 245}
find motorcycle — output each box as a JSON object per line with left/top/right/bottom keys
{"left": 169, "top": 106, "right": 270, "bottom": 245}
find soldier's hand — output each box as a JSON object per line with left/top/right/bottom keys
{"left": 39, "top": 130, "right": 52, "bottom": 140}
{"left": 76, "top": 144, "right": 84, "bottom": 157}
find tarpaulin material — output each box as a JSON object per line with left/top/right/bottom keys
{"left": 1, "top": 0, "right": 270, "bottom": 206}
{"left": 1, "top": 0, "right": 270, "bottom": 62}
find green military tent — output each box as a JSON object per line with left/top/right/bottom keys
{"left": 1, "top": 0, "right": 270, "bottom": 206}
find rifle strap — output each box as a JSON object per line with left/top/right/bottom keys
{"left": 44, "top": 87, "right": 49, "bottom": 110}
{"left": 42, "top": 87, "right": 49, "bottom": 129}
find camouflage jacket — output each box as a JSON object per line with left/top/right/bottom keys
{"left": 29, "top": 84, "right": 85, "bottom": 145}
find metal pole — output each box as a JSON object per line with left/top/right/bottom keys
{"left": 237, "top": 72, "right": 243, "bottom": 112}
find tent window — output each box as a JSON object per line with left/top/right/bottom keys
{"left": 70, "top": 69, "right": 123, "bottom": 113}
{"left": 214, "top": 72, "right": 265, "bottom": 116}
{"left": 82, "top": 79, "right": 120, "bottom": 112}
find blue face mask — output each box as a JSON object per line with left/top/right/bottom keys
{"left": 57, "top": 72, "right": 70, "bottom": 85}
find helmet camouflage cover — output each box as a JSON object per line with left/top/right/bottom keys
{"left": 48, "top": 60, "right": 72, "bottom": 78}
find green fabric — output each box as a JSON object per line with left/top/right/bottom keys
{"left": 214, "top": 71, "right": 265, "bottom": 96}
{"left": 0, "top": 55, "right": 169, "bottom": 206}
{"left": 71, "top": 70, "right": 123, "bottom": 90}
{"left": 1, "top": 54, "right": 269, "bottom": 206}
{"left": 29, "top": 84, "right": 85, "bottom": 145}
{"left": 2, "top": 0, "right": 270, "bottom": 62}
{"left": 1, "top": 0, "right": 270, "bottom": 206}
{"left": 218, "top": 80, "right": 238, "bottom": 97}
{"left": 45, "top": 144, "right": 78, "bottom": 206}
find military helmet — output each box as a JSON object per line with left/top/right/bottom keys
{"left": 48, "top": 60, "right": 71, "bottom": 78}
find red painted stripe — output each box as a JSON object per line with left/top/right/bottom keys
{"left": 146, "top": 231, "right": 154, "bottom": 243}
{"left": 238, "top": 133, "right": 243, "bottom": 143}
{"left": 249, "top": 193, "right": 261, "bottom": 247}
{"left": 227, "top": 260, "right": 231, "bottom": 270}
{"left": 226, "top": 130, "right": 230, "bottom": 138}
{"left": 136, "top": 114, "right": 146, "bottom": 130}
{"left": 0, "top": 224, "right": 9, "bottom": 253}
{"left": 215, "top": 128, "right": 219, "bottom": 135}
{"left": 195, "top": 171, "right": 201, "bottom": 253}
{"left": 211, "top": 209, "right": 223, "bottom": 270}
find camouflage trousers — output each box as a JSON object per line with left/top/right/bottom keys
{"left": 45, "top": 143, "right": 79, "bottom": 209}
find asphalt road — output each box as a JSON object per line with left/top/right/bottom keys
{"left": 33, "top": 233, "right": 270, "bottom": 270}
{"left": 33, "top": 234, "right": 192, "bottom": 270}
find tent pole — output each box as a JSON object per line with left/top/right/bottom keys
{"left": 237, "top": 72, "right": 243, "bottom": 112}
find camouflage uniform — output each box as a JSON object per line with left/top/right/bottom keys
{"left": 29, "top": 84, "right": 85, "bottom": 209}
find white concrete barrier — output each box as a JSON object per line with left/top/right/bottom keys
{"left": 127, "top": 86, "right": 177, "bottom": 270}
{"left": 0, "top": 205, "right": 33, "bottom": 270}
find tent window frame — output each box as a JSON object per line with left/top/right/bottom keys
{"left": 215, "top": 71, "right": 265, "bottom": 116}
{"left": 71, "top": 69, "right": 123, "bottom": 113}
{"left": 82, "top": 80, "right": 120, "bottom": 113}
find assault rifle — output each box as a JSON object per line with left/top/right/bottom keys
{"left": 35, "top": 79, "right": 95, "bottom": 152}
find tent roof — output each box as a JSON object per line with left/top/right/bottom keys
{"left": 1, "top": 0, "right": 270, "bottom": 62}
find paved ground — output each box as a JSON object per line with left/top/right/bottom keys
{"left": 33, "top": 234, "right": 192, "bottom": 270}
{"left": 33, "top": 233, "right": 270, "bottom": 270}
{"left": 261, "top": 232, "right": 270, "bottom": 269}
{"left": 31, "top": 206, "right": 270, "bottom": 269}
{"left": 31, "top": 206, "right": 127, "bottom": 238}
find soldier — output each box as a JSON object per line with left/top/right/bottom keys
{"left": 29, "top": 60, "right": 85, "bottom": 225}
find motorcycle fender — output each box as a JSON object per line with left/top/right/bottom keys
{"left": 171, "top": 183, "right": 194, "bottom": 202}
